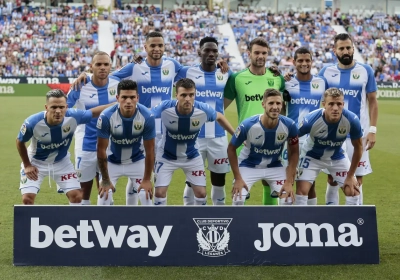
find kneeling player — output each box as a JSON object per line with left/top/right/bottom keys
{"left": 151, "top": 78, "right": 235, "bottom": 205}
{"left": 96, "top": 80, "right": 155, "bottom": 205}
{"left": 295, "top": 88, "right": 363, "bottom": 205}
{"left": 228, "top": 89, "right": 299, "bottom": 205}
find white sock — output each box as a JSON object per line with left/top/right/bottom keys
{"left": 97, "top": 190, "right": 113, "bottom": 205}
{"left": 69, "top": 202, "right": 81, "bottom": 205}
{"left": 295, "top": 194, "right": 308, "bottom": 205}
{"left": 307, "top": 198, "right": 317, "bottom": 205}
{"left": 232, "top": 197, "right": 245, "bottom": 206}
{"left": 211, "top": 185, "right": 226, "bottom": 205}
{"left": 183, "top": 183, "right": 194, "bottom": 205}
{"left": 279, "top": 197, "right": 293, "bottom": 205}
{"left": 325, "top": 183, "right": 340, "bottom": 205}
{"left": 194, "top": 196, "right": 207, "bottom": 205}
{"left": 345, "top": 195, "right": 360, "bottom": 205}
{"left": 126, "top": 184, "right": 139, "bottom": 205}
{"left": 81, "top": 199, "right": 91, "bottom": 205}
{"left": 138, "top": 189, "right": 153, "bottom": 205}
{"left": 154, "top": 196, "right": 167, "bottom": 205}
{"left": 358, "top": 184, "right": 363, "bottom": 205}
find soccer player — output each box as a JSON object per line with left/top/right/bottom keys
{"left": 16, "top": 89, "right": 112, "bottom": 205}
{"left": 96, "top": 80, "right": 155, "bottom": 205}
{"left": 224, "top": 37, "right": 286, "bottom": 206}
{"left": 174, "top": 37, "right": 232, "bottom": 205}
{"left": 283, "top": 47, "right": 328, "bottom": 205}
{"left": 228, "top": 89, "right": 299, "bottom": 205}
{"left": 295, "top": 88, "right": 363, "bottom": 205}
{"left": 151, "top": 78, "right": 235, "bottom": 206}
{"left": 319, "top": 33, "right": 378, "bottom": 205}
{"left": 66, "top": 51, "right": 120, "bottom": 205}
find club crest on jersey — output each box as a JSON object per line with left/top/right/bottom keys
{"left": 162, "top": 68, "right": 169, "bottom": 75}
{"left": 193, "top": 218, "right": 232, "bottom": 257}
{"left": 192, "top": 119, "right": 200, "bottom": 127}
{"left": 338, "top": 127, "right": 347, "bottom": 134}
{"left": 276, "top": 133, "right": 285, "bottom": 141}
{"left": 267, "top": 80, "right": 274, "bottom": 86}
{"left": 109, "top": 88, "right": 116, "bottom": 96}
{"left": 216, "top": 73, "right": 224, "bottom": 81}
{"left": 134, "top": 121, "right": 143, "bottom": 130}
{"left": 20, "top": 123, "right": 27, "bottom": 135}
{"left": 312, "top": 83, "right": 319, "bottom": 89}
{"left": 62, "top": 125, "right": 71, "bottom": 133}
{"left": 352, "top": 73, "right": 360, "bottom": 80}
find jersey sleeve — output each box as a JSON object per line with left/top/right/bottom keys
{"left": 112, "top": 63, "right": 134, "bottom": 79}
{"left": 66, "top": 88, "right": 80, "bottom": 108}
{"left": 224, "top": 73, "right": 238, "bottom": 101}
{"left": 230, "top": 123, "right": 247, "bottom": 147}
{"left": 298, "top": 115, "right": 312, "bottom": 137}
{"left": 172, "top": 58, "right": 183, "bottom": 74}
{"left": 365, "top": 65, "right": 378, "bottom": 94}
{"left": 71, "top": 109, "right": 93, "bottom": 124}
{"left": 96, "top": 113, "right": 111, "bottom": 139}
{"left": 174, "top": 66, "right": 189, "bottom": 83}
{"left": 197, "top": 101, "right": 217, "bottom": 122}
{"left": 17, "top": 119, "right": 33, "bottom": 143}
{"left": 287, "top": 120, "right": 299, "bottom": 141}
{"left": 349, "top": 114, "right": 363, "bottom": 140}
{"left": 143, "top": 114, "right": 156, "bottom": 141}
{"left": 151, "top": 101, "right": 167, "bottom": 118}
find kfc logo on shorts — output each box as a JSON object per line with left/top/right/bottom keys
{"left": 192, "top": 171, "right": 206, "bottom": 177}
{"left": 61, "top": 173, "right": 78, "bottom": 181}
{"left": 276, "top": 180, "right": 286, "bottom": 185}
{"left": 335, "top": 171, "right": 348, "bottom": 177}
{"left": 358, "top": 161, "right": 366, "bottom": 167}
{"left": 136, "top": 179, "right": 142, "bottom": 184}
{"left": 214, "top": 158, "right": 229, "bottom": 165}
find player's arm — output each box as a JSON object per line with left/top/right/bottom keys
{"left": 223, "top": 74, "right": 237, "bottom": 110}
{"left": 16, "top": 139, "right": 38, "bottom": 181}
{"left": 90, "top": 103, "right": 117, "bottom": 118}
{"left": 66, "top": 88, "right": 79, "bottom": 108}
{"left": 71, "top": 73, "right": 91, "bottom": 90}
{"left": 216, "top": 112, "right": 235, "bottom": 136}
{"left": 366, "top": 91, "right": 378, "bottom": 150}
{"left": 342, "top": 137, "right": 363, "bottom": 196}
{"left": 281, "top": 135, "right": 299, "bottom": 202}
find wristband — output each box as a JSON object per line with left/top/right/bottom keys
{"left": 369, "top": 126, "right": 377, "bottom": 134}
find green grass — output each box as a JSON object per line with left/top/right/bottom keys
{"left": 1, "top": 97, "right": 399, "bottom": 279}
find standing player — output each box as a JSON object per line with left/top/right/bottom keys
{"left": 151, "top": 78, "right": 235, "bottom": 206}
{"left": 96, "top": 80, "right": 155, "bottom": 205}
{"left": 67, "top": 51, "right": 120, "bottom": 205}
{"left": 228, "top": 89, "right": 299, "bottom": 205}
{"left": 224, "top": 37, "right": 286, "bottom": 206}
{"left": 284, "top": 47, "right": 328, "bottom": 205}
{"left": 319, "top": 33, "right": 378, "bottom": 205}
{"left": 174, "top": 37, "right": 232, "bottom": 205}
{"left": 16, "top": 89, "right": 112, "bottom": 205}
{"left": 295, "top": 88, "right": 363, "bottom": 205}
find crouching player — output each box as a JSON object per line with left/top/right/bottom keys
{"left": 228, "top": 89, "right": 299, "bottom": 205}
{"left": 96, "top": 80, "right": 155, "bottom": 205}
{"left": 295, "top": 88, "right": 363, "bottom": 205}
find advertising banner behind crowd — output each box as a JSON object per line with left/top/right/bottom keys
{"left": 14, "top": 206, "right": 379, "bottom": 266}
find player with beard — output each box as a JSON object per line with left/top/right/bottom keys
{"left": 319, "top": 33, "right": 378, "bottom": 205}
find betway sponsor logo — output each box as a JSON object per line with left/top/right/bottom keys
{"left": 141, "top": 86, "right": 170, "bottom": 94}
{"left": 30, "top": 218, "right": 172, "bottom": 257}
{"left": 245, "top": 94, "right": 263, "bottom": 101}
{"left": 339, "top": 88, "right": 359, "bottom": 97}
{"left": 111, "top": 136, "right": 140, "bottom": 145}
{"left": 40, "top": 138, "right": 70, "bottom": 149}
{"left": 196, "top": 90, "right": 223, "bottom": 99}
{"left": 167, "top": 131, "right": 198, "bottom": 140}
{"left": 255, "top": 222, "right": 363, "bottom": 252}
{"left": 254, "top": 147, "right": 281, "bottom": 155}
{"left": 290, "top": 98, "right": 319, "bottom": 106}
{"left": 317, "top": 139, "right": 343, "bottom": 147}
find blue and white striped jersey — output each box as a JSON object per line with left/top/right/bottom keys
{"left": 231, "top": 115, "right": 298, "bottom": 168}
{"left": 298, "top": 108, "right": 363, "bottom": 160}
{"left": 96, "top": 103, "right": 156, "bottom": 164}
{"left": 319, "top": 62, "right": 377, "bottom": 136}
{"left": 67, "top": 76, "right": 120, "bottom": 152}
{"left": 285, "top": 75, "right": 327, "bottom": 124}
{"left": 175, "top": 65, "right": 232, "bottom": 138}
{"left": 17, "top": 109, "right": 93, "bottom": 163}
{"left": 151, "top": 100, "right": 217, "bottom": 160}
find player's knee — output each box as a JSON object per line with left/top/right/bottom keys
{"left": 22, "top": 194, "right": 35, "bottom": 205}
{"left": 66, "top": 190, "right": 82, "bottom": 203}
{"left": 210, "top": 172, "right": 225, "bottom": 186}
{"left": 155, "top": 188, "right": 167, "bottom": 198}
{"left": 193, "top": 188, "right": 206, "bottom": 198}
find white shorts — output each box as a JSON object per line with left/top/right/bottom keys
{"left": 155, "top": 156, "right": 206, "bottom": 188}
{"left": 297, "top": 155, "right": 351, "bottom": 186}
{"left": 20, "top": 156, "right": 81, "bottom": 195}
{"left": 108, "top": 159, "right": 145, "bottom": 191}
{"left": 345, "top": 138, "right": 372, "bottom": 176}
{"left": 198, "top": 136, "right": 230, "bottom": 174}
{"left": 75, "top": 150, "right": 99, "bottom": 183}
{"left": 238, "top": 166, "right": 287, "bottom": 198}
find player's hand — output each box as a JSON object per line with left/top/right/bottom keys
{"left": 138, "top": 179, "right": 153, "bottom": 200}
{"left": 24, "top": 165, "right": 39, "bottom": 181}
{"left": 231, "top": 178, "right": 248, "bottom": 201}
{"left": 131, "top": 54, "right": 144, "bottom": 64}
{"left": 343, "top": 176, "right": 360, "bottom": 197}
{"left": 99, "top": 180, "right": 115, "bottom": 200}
{"left": 279, "top": 181, "right": 295, "bottom": 204}
{"left": 71, "top": 72, "right": 88, "bottom": 90}
{"left": 284, "top": 72, "right": 294, "bottom": 82}
{"left": 365, "top": 132, "right": 376, "bottom": 151}
{"left": 268, "top": 65, "right": 281, "bottom": 77}
{"left": 217, "top": 59, "right": 229, "bottom": 74}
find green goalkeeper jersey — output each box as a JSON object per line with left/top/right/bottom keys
{"left": 224, "top": 68, "right": 285, "bottom": 124}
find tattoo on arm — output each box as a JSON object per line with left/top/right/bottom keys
{"left": 98, "top": 157, "right": 110, "bottom": 182}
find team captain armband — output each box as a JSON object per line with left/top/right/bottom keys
{"left": 288, "top": 136, "right": 299, "bottom": 145}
